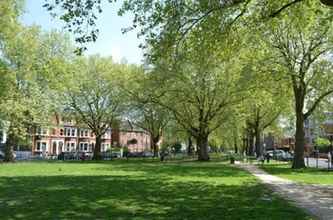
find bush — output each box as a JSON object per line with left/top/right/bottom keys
{"left": 171, "top": 142, "right": 182, "bottom": 154}
{"left": 314, "top": 137, "right": 331, "bottom": 153}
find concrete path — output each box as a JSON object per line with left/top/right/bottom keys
{"left": 237, "top": 164, "right": 333, "bottom": 220}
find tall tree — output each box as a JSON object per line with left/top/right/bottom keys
{"left": 43, "top": 0, "right": 332, "bottom": 54}
{"left": 145, "top": 25, "right": 250, "bottom": 161}
{"left": 58, "top": 56, "right": 123, "bottom": 160}
{"left": 263, "top": 2, "right": 333, "bottom": 168}
{"left": 123, "top": 69, "right": 171, "bottom": 157}
{"left": 1, "top": 0, "right": 72, "bottom": 161}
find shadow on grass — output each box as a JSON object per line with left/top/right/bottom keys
{"left": 0, "top": 161, "right": 309, "bottom": 220}
{"left": 93, "top": 161, "right": 250, "bottom": 179}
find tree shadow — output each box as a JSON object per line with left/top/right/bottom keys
{"left": 0, "top": 161, "right": 309, "bottom": 220}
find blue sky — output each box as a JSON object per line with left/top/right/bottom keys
{"left": 21, "top": 0, "right": 143, "bottom": 64}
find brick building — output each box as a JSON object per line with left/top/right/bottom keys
{"left": 31, "top": 115, "right": 151, "bottom": 157}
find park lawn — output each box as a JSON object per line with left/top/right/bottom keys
{"left": 0, "top": 160, "right": 310, "bottom": 220}
{"left": 261, "top": 162, "right": 333, "bottom": 185}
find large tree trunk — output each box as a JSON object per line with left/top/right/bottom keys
{"left": 292, "top": 86, "right": 306, "bottom": 169}
{"left": 152, "top": 142, "right": 159, "bottom": 157}
{"left": 248, "top": 132, "right": 255, "bottom": 156}
{"left": 255, "top": 128, "right": 261, "bottom": 157}
{"left": 4, "top": 133, "right": 15, "bottom": 162}
{"left": 196, "top": 134, "right": 210, "bottom": 161}
{"left": 292, "top": 111, "right": 306, "bottom": 169}
{"left": 4, "top": 127, "right": 15, "bottom": 162}
{"left": 150, "top": 136, "right": 160, "bottom": 157}
{"left": 92, "top": 135, "right": 102, "bottom": 160}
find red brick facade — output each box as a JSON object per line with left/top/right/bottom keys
{"left": 31, "top": 116, "right": 151, "bottom": 156}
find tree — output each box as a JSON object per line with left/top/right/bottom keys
{"left": 43, "top": 0, "right": 331, "bottom": 54}
{"left": 128, "top": 103, "right": 170, "bottom": 157}
{"left": 123, "top": 69, "right": 171, "bottom": 157}
{"left": 144, "top": 24, "right": 250, "bottom": 161}
{"left": 263, "top": 2, "right": 333, "bottom": 168}
{"left": 0, "top": 0, "right": 73, "bottom": 161}
{"left": 58, "top": 56, "right": 123, "bottom": 160}
{"left": 243, "top": 80, "right": 290, "bottom": 156}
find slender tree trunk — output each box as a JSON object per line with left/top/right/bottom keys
{"left": 242, "top": 135, "right": 247, "bottom": 155}
{"left": 92, "top": 135, "right": 102, "bottom": 160}
{"left": 187, "top": 136, "right": 193, "bottom": 155}
{"left": 292, "top": 112, "right": 306, "bottom": 168}
{"left": 234, "top": 135, "right": 238, "bottom": 154}
{"left": 196, "top": 134, "right": 209, "bottom": 161}
{"left": 255, "top": 128, "right": 261, "bottom": 157}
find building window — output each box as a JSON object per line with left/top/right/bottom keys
{"left": 36, "top": 142, "right": 47, "bottom": 151}
{"left": 84, "top": 130, "right": 88, "bottom": 137}
{"left": 71, "top": 129, "right": 76, "bottom": 137}
{"left": 66, "top": 143, "right": 70, "bottom": 151}
{"left": 60, "top": 129, "right": 64, "bottom": 136}
{"left": 79, "top": 142, "right": 89, "bottom": 152}
{"left": 66, "top": 128, "right": 71, "bottom": 137}
{"left": 71, "top": 143, "right": 75, "bottom": 151}
{"left": 101, "top": 143, "right": 110, "bottom": 152}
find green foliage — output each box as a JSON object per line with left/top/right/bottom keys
{"left": 171, "top": 142, "right": 182, "bottom": 154}
{"left": 314, "top": 137, "right": 331, "bottom": 152}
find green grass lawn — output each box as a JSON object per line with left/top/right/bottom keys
{"left": 0, "top": 160, "right": 310, "bottom": 220}
{"left": 261, "top": 162, "right": 333, "bottom": 185}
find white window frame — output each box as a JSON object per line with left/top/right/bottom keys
{"left": 36, "top": 141, "right": 47, "bottom": 152}
{"left": 79, "top": 142, "right": 89, "bottom": 152}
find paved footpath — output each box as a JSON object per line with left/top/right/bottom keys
{"left": 237, "top": 164, "right": 333, "bottom": 220}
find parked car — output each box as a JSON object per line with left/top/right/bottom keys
{"left": 127, "top": 152, "right": 144, "bottom": 157}
{"left": 142, "top": 151, "right": 154, "bottom": 157}
{"left": 266, "top": 150, "right": 293, "bottom": 161}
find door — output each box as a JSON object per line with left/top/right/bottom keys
{"left": 58, "top": 141, "right": 64, "bottom": 154}
{"left": 52, "top": 141, "right": 57, "bottom": 155}
{"left": 52, "top": 140, "right": 64, "bottom": 155}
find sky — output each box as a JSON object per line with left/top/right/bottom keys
{"left": 21, "top": 0, "right": 143, "bottom": 64}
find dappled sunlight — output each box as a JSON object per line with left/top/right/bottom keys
{"left": 261, "top": 163, "right": 333, "bottom": 185}
{"left": 0, "top": 161, "right": 310, "bottom": 219}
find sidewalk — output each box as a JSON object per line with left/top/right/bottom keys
{"left": 237, "top": 164, "right": 333, "bottom": 220}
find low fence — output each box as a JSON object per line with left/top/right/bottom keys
{"left": 14, "top": 151, "right": 32, "bottom": 160}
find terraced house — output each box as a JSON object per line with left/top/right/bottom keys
{"left": 32, "top": 115, "right": 151, "bottom": 157}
